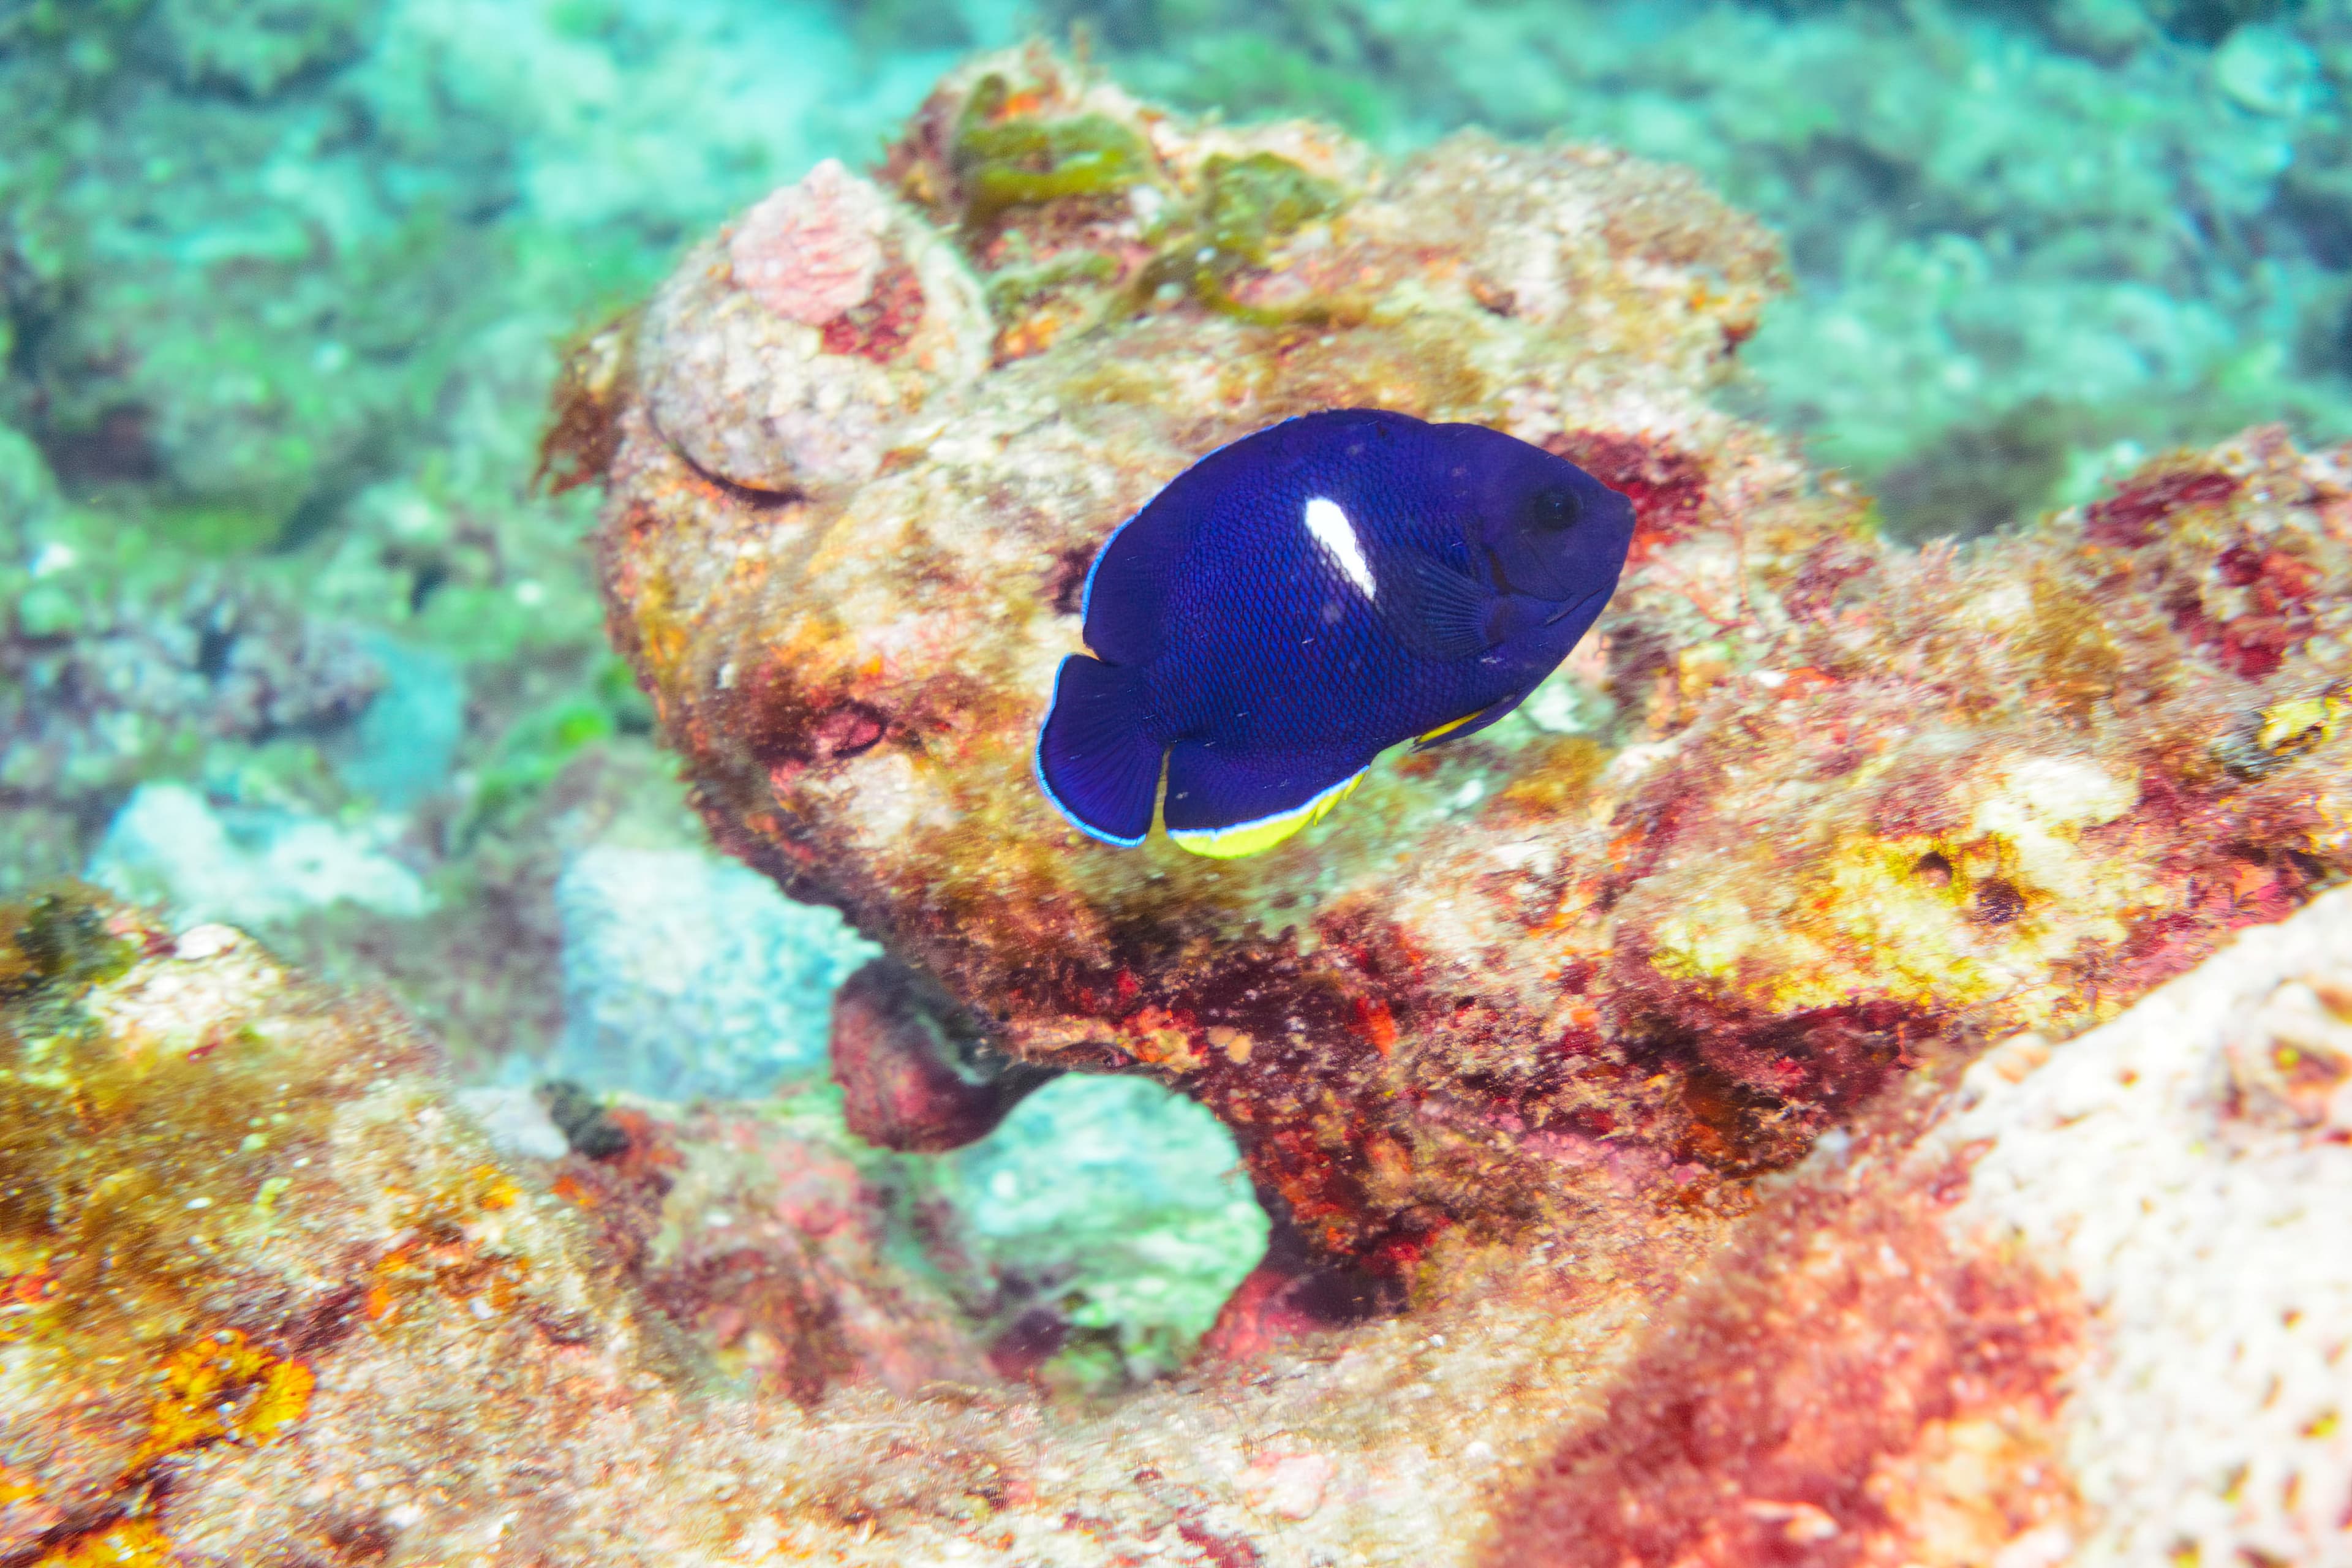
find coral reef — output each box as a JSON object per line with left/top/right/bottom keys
{"left": 18, "top": 0, "right": 2352, "bottom": 1155}
{"left": 4, "top": 869, "right": 2346, "bottom": 1562}
{"left": 9, "top": 7, "right": 2352, "bottom": 1560}
{"left": 595, "top": 51, "right": 2350, "bottom": 1285}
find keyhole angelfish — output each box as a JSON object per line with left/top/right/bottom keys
{"left": 1035, "top": 408, "right": 1637, "bottom": 858}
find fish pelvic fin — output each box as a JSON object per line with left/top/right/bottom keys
{"left": 1411, "top": 686, "right": 1534, "bottom": 751}
{"left": 1035, "top": 655, "right": 1163, "bottom": 846}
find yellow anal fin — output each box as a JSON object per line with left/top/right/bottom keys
{"left": 1168, "top": 769, "right": 1366, "bottom": 859}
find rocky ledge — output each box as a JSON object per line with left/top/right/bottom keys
{"left": 587, "top": 48, "right": 2345, "bottom": 1272}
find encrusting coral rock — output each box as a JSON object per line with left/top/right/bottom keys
{"left": 728, "top": 159, "right": 892, "bottom": 326}
{"left": 6, "top": 883, "right": 2351, "bottom": 1564}
{"left": 594, "top": 47, "right": 2351, "bottom": 1276}
{"left": 641, "top": 156, "right": 992, "bottom": 496}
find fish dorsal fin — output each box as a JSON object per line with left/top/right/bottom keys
{"left": 1079, "top": 431, "right": 1270, "bottom": 664}
{"left": 1392, "top": 549, "right": 1499, "bottom": 662}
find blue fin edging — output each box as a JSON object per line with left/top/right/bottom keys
{"left": 1033, "top": 720, "right": 1150, "bottom": 848}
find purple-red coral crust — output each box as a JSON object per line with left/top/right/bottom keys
{"left": 728, "top": 159, "right": 891, "bottom": 327}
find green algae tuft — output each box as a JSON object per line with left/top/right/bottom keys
{"left": 0, "top": 885, "right": 137, "bottom": 1004}
{"left": 952, "top": 73, "right": 1156, "bottom": 227}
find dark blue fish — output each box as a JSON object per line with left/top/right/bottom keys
{"left": 1035, "top": 408, "right": 1636, "bottom": 858}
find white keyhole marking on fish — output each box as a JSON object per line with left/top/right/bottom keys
{"left": 1305, "top": 497, "right": 1376, "bottom": 600}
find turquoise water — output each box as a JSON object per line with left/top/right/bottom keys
{"left": 2, "top": 0, "right": 2339, "bottom": 1380}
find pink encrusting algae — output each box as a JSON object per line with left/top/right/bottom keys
{"left": 727, "top": 158, "right": 891, "bottom": 328}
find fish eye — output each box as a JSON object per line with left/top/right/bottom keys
{"left": 1517, "top": 484, "right": 1581, "bottom": 534}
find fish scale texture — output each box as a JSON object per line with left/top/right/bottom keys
{"left": 1058, "top": 410, "right": 1628, "bottom": 839}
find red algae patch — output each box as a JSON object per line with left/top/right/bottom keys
{"left": 2082, "top": 464, "right": 2242, "bottom": 549}
{"left": 1544, "top": 429, "right": 1710, "bottom": 564}
{"left": 1480, "top": 1139, "right": 2084, "bottom": 1567}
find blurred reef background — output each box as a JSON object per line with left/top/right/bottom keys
{"left": 7, "top": 0, "right": 2352, "bottom": 1402}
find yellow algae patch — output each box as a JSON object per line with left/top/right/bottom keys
{"left": 1647, "top": 758, "right": 2150, "bottom": 1027}
{"left": 133, "top": 1329, "right": 313, "bottom": 1468}
{"left": 239, "top": 1355, "right": 316, "bottom": 1444}
{"left": 1120, "top": 1007, "right": 1204, "bottom": 1072}
{"left": 1966, "top": 757, "right": 2134, "bottom": 904}
{"left": 1806, "top": 839, "right": 2007, "bottom": 1012}
{"left": 466, "top": 1163, "right": 521, "bottom": 1212}
{"left": 2256, "top": 690, "right": 2346, "bottom": 757}
{"left": 1496, "top": 735, "right": 1608, "bottom": 817}
{"left": 1649, "top": 895, "right": 1770, "bottom": 990}
{"left": 2215, "top": 684, "right": 2349, "bottom": 779}
{"left": 1649, "top": 839, "right": 1994, "bottom": 1019}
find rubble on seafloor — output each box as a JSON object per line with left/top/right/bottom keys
{"left": 6, "top": 45, "right": 2351, "bottom": 1567}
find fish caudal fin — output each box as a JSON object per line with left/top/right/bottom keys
{"left": 1035, "top": 655, "right": 1163, "bottom": 846}
{"left": 1164, "top": 742, "right": 1369, "bottom": 859}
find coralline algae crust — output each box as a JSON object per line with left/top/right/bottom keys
{"left": 643, "top": 159, "right": 993, "bottom": 497}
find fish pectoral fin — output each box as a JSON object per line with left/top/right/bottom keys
{"left": 1411, "top": 688, "right": 1534, "bottom": 751}
{"left": 1163, "top": 743, "right": 1369, "bottom": 859}
{"left": 1393, "top": 551, "right": 1499, "bottom": 662}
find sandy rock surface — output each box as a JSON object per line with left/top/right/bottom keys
{"left": 4, "top": 885, "right": 2348, "bottom": 1565}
